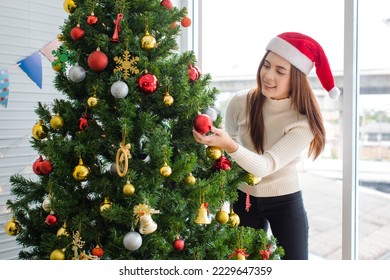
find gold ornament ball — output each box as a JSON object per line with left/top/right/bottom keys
{"left": 72, "top": 159, "right": 90, "bottom": 181}
{"left": 52, "top": 62, "right": 62, "bottom": 72}
{"left": 160, "top": 162, "right": 172, "bottom": 177}
{"left": 236, "top": 253, "right": 246, "bottom": 260}
{"left": 185, "top": 173, "right": 196, "bottom": 185}
{"left": 140, "top": 32, "right": 157, "bottom": 51}
{"left": 206, "top": 146, "right": 223, "bottom": 160}
{"left": 32, "top": 120, "right": 48, "bottom": 140}
{"left": 63, "top": 0, "right": 77, "bottom": 14}
{"left": 123, "top": 180, "right": 135, "bottom": 196}
{"left": 163, "top": 93, "right": 174, "bottom": 106}
{"left": 244, "top": 173, "right": 262, "bottom": 186}
{"left": 229, "top": 210, "right": 240, "bottom": 227}
{"left": 50, "top": 249, "right": 65, "bottom": 260}
{"left": 50, "top": 114, "right": 64, "bottom": 129}
{"left": 4, "top": 218, "right": 21, "bottom": 236}
{"left": 87, "top": 96, "right": 98, "bottom": 108}
{"left": 215, "top": 209, "right": 229, "bottom": 224}
{"left": 100, "top": 197, "right": 113, "bottom": 213}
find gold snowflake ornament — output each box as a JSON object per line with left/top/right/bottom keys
{"left": 114, "top": 50, "right": 140, "bottom": 79}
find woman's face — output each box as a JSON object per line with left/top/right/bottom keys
{"left": 260, "top": 51, "right": 292, "bottom": 100}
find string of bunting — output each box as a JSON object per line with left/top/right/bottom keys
{"left": 0, "top": 39, "right": 62, "bottom": 108}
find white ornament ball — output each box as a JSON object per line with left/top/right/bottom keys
{"left": 42, "top": 197, "right": 51, "bottom": 212}
{"left": 69, "top": 64, "right": 86, "bottom": 82}
{"left": 203, "top": 107, "right": 218, "bottom": 121}
{"left": 123, "top": 230, "right": 142, "bottom": 251}
{"left": 111, "top": 81, "right": 129, "bottom": 99}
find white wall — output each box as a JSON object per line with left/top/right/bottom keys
{"left": 0, "top": 0, "right": 67, "bottom": 260}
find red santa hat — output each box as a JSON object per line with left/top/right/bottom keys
{"left": 266, "top": 32, "right": 340, "bottom": 100}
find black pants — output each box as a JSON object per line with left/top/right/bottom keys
{"left": 233, "top": 190, "right": 308, "bottom": 260}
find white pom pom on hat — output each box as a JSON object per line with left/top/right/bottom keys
{"left": 266, "top": 32, "right": 340, "bottom": 100}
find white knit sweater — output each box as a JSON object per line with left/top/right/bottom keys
{"left": 224, "top": 90, "right": 314, "bottom": 197}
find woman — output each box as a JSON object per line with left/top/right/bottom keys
{"left": 193, "top": 32, "right": 340, "bottom": 260}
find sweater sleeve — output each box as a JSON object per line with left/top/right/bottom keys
{"left": 223, "top": 93, "right": 242, "bottom": 142}
{"left": 227, "top": 119, "right": 314, "bottom": 178}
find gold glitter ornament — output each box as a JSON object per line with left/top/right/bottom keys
{"left": 185, "top": 173, "right": 196, "bottom": 185}
{"left": 50, "top": 113, "right": 64, "bottom": 129}
{"left": 50, "top": 248, "right": 66, "bottom": 260}
{"left": 206, "top": 146, "right": 223, "bottom": 160}
{"left": 215, "top": 209, "right": 229, "bottom": 224}
{"left": 163, "top": 92, "right": 174, "bottom": 106}
{"left": 123, "top": 180, "right": 135, "bottom": 196}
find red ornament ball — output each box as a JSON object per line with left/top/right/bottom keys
{"left": 213, "top": 156, "right": 231, "bottom": 171}
{"left": 181, "top": 16, "right": 191, "bottom": 27}
{"left": 193, "top": 114, "right": 213, "bottom": 134}
{"left": 87, "top": 13, "right": 98, "bottom": 26}
{"left": 45, "top": 214, "right": 57, "bottom": 226}
{"left": 91, "top": 245, "right": 104, "bottom": 257}
{"left": 70, "top": 25, "right": 85, "bottom": 41}
{"left": 33, "top": 156, "right": 44, "bottom": 175}
{"left": 188, "top": 64, "right": 201, "bottom": 82}
{"left": 138, "top": 73, "right": 158, "bottom": 94}
{"left": 160, "top": 0, "right": 173, "bottom": 10}
{"left": 40, "top": 159, "right": 53, "bottom": 175}
{"left": 88, "top": 49, "right": 108, "bottom": 72}
{"left": 172, "top": 238, "right": 185, "bottom": 251}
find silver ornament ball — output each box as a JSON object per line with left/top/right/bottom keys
{"left": 111, "top": 81, "right": 129, "bottom": 99}
{"left": 123, "top": 230, "right": 142, "bottom": 251}
{"left": 203, "top": 107, "right": 218, "bottom": 121}
{"left": 69, "top": 64, "right": 86, "bottom": 83}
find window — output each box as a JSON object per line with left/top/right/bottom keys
{"left": 199, "top": 0, "right": 390, "bottom": 260}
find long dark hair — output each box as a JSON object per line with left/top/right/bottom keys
{"left": 247, "top": 51, "right": 326, "bottom": 159}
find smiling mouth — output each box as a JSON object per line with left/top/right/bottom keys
{"left": 263, "top": 83, "right": 276, "bottom": 89}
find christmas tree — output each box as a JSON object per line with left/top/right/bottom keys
{"left": 5, "top": 0, "right": 283, "bottom": 260}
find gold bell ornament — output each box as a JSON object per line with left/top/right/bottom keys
{"left": 72, "top": 158, "right": 90, "bottom": 181}
{"left": 4, "top": 216, "right": 21, "bottom": 236}
{"left": 229, "top": 248, "right": 250, "bottom": 260}
{"left": 32, "top": 119, "right": 48, "bottom": 140}
{"left": 194, "top": 202, "right": 211, "bottom": 225}
{"left": 100, "top": 197, "right": 113, "bottom": 213}
{"left": 229, "top": 209, "right": 240, "bottom": 227}
{"left": 206, "top": 146, "right": 223, "bottom": 160}
{"left": 133, "top": 203, "right": 160, "bottom": 234}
